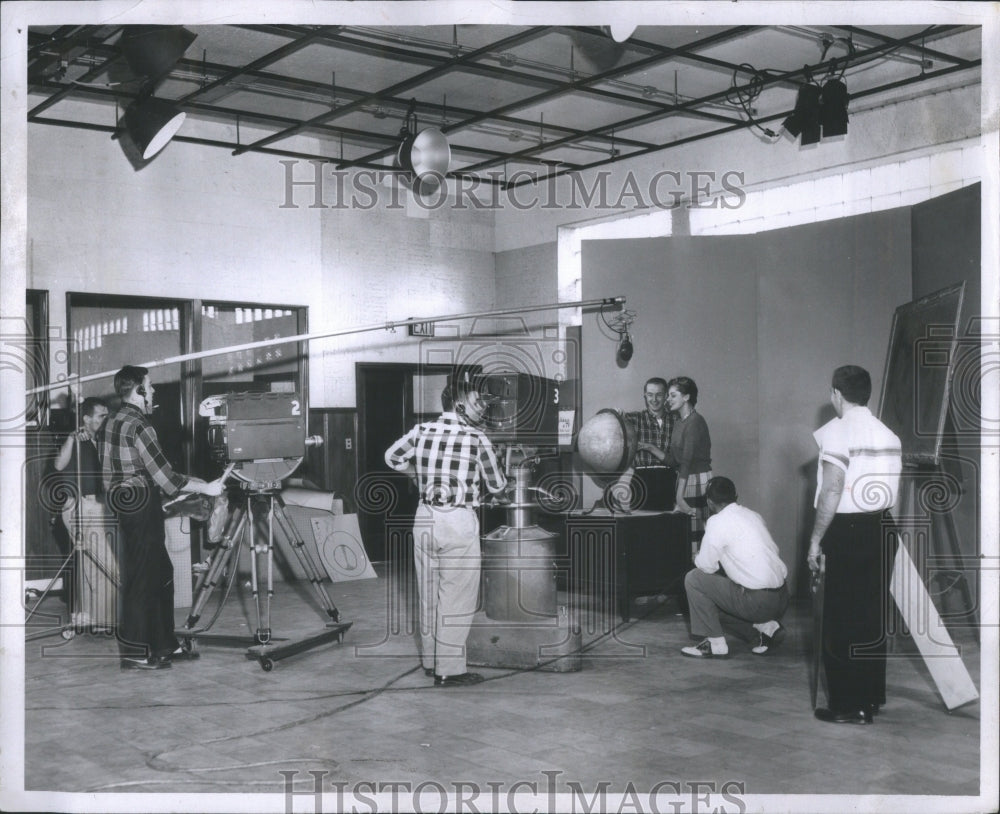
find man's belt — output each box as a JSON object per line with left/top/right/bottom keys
{"left": 746, "top": 583, "right": 786, "bottom": 593}
{"left": 423, "top": 499, "right": 470, "bottom": 508}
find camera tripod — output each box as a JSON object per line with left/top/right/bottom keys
{"left": 25, "top": 509, "right": 119, "bottom": 643}
{"left": 176, "top": 485, "right": 351, "bottom": 671}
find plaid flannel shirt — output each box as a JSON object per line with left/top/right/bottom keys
{"left": 101, "top": 403, "right": 188, "bottom": 497}
{"left": 384, "top": 413, "right": 507, "bottom": 507}
{"left": 624, "top": 409, "right": 675, "bottom": 467}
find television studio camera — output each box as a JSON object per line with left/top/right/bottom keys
{"left": 451, "top": 369, "right": 584, "bottom": 671}
{"left": 175, "top": 391, "right": 351, "bottom": 671}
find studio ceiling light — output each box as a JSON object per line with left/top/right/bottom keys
{"left": 820, "top": 77, "right": 849, "bottom": 138}
{"left": 118, "top": 26, "right": 197, "bottom": 81}
{"left": 394, "top": 99, "right": 451, "bottom": 196}
{"left": 782, "top": 35, "right": 853, "bottom": 147}
{"left": 782, "top": 82, "right": 822, "bottom": 145}
{"left": 123, "top": 96, "right": 187, "bottom": 160}
{"left": 115, "top": 26, "right": 197, "bottom": 164}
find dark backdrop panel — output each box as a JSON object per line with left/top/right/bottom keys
{"left": 581, "top": 208, "right": 912, "bottom": 596}
{"left": 756, "top": 209, "right": 911, "bottom": 594}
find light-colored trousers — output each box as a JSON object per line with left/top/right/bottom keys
{"left": 413, "top": 503, "right": 481, "bottom": 677}
{"left": 685, "top": 568, "right": 788, "bottom": 641}
{"left": 62, "top": 495, "right": 119, "bottom": 626}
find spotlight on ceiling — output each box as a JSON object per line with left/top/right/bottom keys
{"left": 114, "top": 26, "right": 196, "bottom": 164}
{"left": 820, "top": 77, "right": 849, "bottom": 138}
{"left": 393, "top": 99, "right": 451, "bottom": 196}
{"left": 118, "top": 25, "right": 197, "bottom": 80}
{"left": 603, "top": 24, "right": 637, "bottom": 44}
{"left": 122, "top": 96, "right": 187, "bottom": 161}
{"left": 399, "top": 127, "right": 451, "bottom": 186}
{"left": 782, "top": 83, "right": 822, "bottom": 146}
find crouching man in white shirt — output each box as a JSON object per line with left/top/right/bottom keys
{"left": 681, "top": 476, "right": 789, "bottom": 659}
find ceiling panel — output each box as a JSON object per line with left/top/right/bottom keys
{"left": 26, "top": 22, "right": 981, "bottom": 183}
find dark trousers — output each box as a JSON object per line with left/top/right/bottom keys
{"left": 113, "top": 488, "right": 179, "bottom": 659}
{"left": 821, "top": 511, "right": 897, "bottom": 711}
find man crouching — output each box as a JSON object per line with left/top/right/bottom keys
{"left": 680, "top": 476, "right": 788, "bottom": 659}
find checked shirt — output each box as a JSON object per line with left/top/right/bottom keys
{"left": 624, "top": 409, "right": 675, "bottom": 467}
{"left": 101, "top": 403, "right": 188, "bottom": 498}
{"left": 385, "top": 412, "right": 506, "bottom": 507}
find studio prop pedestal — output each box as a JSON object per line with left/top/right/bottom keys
{"left": 466, "top": 464, "right": 583, "bottom": 673}
{"left": 466, "top": 525, "right": 582, "bottom": 673}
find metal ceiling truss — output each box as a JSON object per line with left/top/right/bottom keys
{"left": 27, "top": 23, "right": 980, "bottom": 187}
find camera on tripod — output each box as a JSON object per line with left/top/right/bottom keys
{"left": 183, "top": 391, "right": 347, "bottom": 669}
{"left": 199, "top": 391, "right": 322, "bottom": 490}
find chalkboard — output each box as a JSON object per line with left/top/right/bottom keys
{"left": 878, "top": 283, "right": 965, "bottom": 465}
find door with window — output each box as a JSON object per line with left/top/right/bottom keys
{"left": 356, "top": 364, "right": 454, "bottom": 562}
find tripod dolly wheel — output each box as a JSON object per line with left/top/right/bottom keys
{"left": 260, "top": 657, "right": 274, "bottom": 672}
{"left": 61, "top": 627, "right": 75, "bottom": 641}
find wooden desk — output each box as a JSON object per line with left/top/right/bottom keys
{"left": 567, "top": 509, "right": 692, "bottom": 622}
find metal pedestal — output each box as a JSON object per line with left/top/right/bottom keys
{"left": 469, "top": 459, "right": 583, "bottom": 672}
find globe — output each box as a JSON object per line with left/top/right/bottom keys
{"left": 575, "top": 409, "right": 637, "bottom": 472}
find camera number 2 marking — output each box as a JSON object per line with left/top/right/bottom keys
{"left": 290, "top": 400, "right": 301, "bottom": 416}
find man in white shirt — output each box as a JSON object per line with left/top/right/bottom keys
{"left": 807, "top": 365, "right": 901, "bottom": 725}
{"left": 681, "top": 476, "right": 789, "bottom": 659}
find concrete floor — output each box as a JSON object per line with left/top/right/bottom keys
{"left": 19, "top": 560, "right": 984, "bottom": 812}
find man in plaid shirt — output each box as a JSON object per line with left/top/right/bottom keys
{"left": 623, "top": 376, "right": 676, "bottom": 510}
{"left": 101, "top": 365, "right": 221, "bottom": 671}
{"left": 385, "top": 374, "right": 507, "bottom": 687}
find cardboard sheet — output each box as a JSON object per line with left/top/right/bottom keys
{"left": 310, "top": 514, "right": 377, "bottom": 582}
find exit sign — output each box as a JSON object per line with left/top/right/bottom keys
{"left": 408, "top": 320, "right": 435, "bottom": 337}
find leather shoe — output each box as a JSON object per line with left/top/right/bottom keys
{"left": 751, "top": 623, "right": 786, "bottom": 655}
{"left": 434, "top": 672, "right": 485, "bottom": 687}
{"left": 681, "top": 639, "right": 729, "bottom": 659}
{"left": 120, "top": 656, "right": 172, "bottom": 672}
{"left": 814, "top": 707, "right": 872, "bottom": 725}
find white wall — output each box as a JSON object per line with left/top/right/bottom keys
{"left": 27, "top": 118, "right": 498, "bottom": 409}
